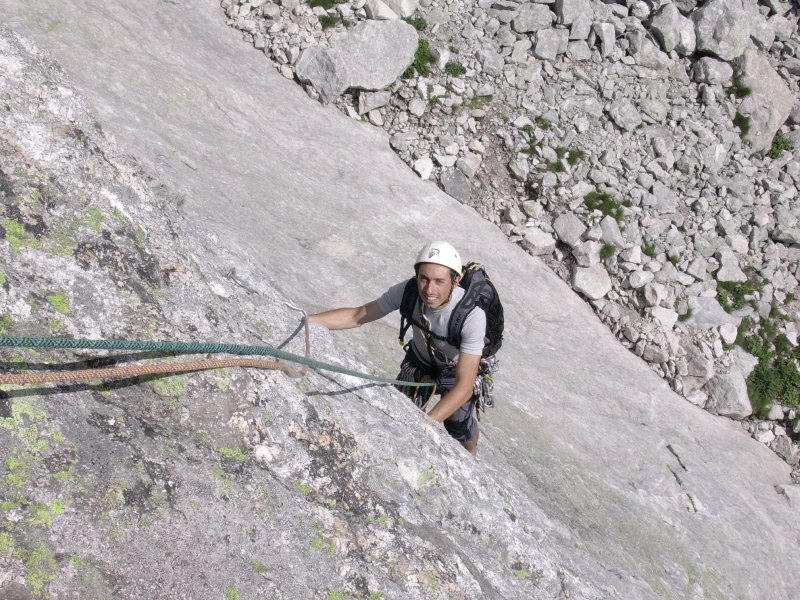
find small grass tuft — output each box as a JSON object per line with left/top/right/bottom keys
{"left": 534, "top": 115, "right": 550, "bottom": 129}
{"left": 767, "top": 131, "right": 793, "bottom": 159}
{"left": 584, "top": 190, "right": 625, "bottom": 223}
{"left": 403, "top": 15, "right": 428, "bottom": 31}
{"left": 642, "top": 242, "right": 657, "bottom": 259}
{"left": 318, "top": 14, "right": 337, "bottom": 29}
{"left": 733, "top": 112, "right": 750, "bottom": 137}
{"left": 444, "top": 61, "right": 466, "bottom": 77}
{"left": 402, "top": 39, "right": 436, "bottom": 78}
{"left": 600, "top": 244, "right": 617, "bottom": 260}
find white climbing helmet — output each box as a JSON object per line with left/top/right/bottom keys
{"left": 414, "top": 241, "right": 462, "bottom": 275}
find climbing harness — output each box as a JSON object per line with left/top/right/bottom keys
{"left": 0, "top": 312, "right": 436, "bottom": 389}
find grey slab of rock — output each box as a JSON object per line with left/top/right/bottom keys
{"left": 608, "top": 99, "right": 642, "bottom": 131}
{"left": 573, "top": 240, "right": 602, "bottom": 266}
{"left": 570, "top": 13, "right": 592, "bottom": 40}
{"left": 534, "top": 28, "right": 569, "bottom": 60}
{"left": 488, "top": 0, "right": 520, "bottom": 24}
{"left": 382, "top": 0, "right": 419, "bottom": 18}
{"left": 513, "top": 3, "right": 555, "bottom": 32}
{"left": 734, "top": 48, "right": 797, "bottom": 154}
{"left": 600, "top": 215, "right": 625, "bottom": 248}
{"left": 295, "top": 20, "right": 417, "bottom": 103}
{"left": 704, "top": 367, "right": 753, "bottom": 419}
{"left": 553, "top": 212, "right": 586, "bottom": 247}
{"left": 650, "top": 2, "right": 696, "bottom": 55}
{"left": 572, "top": 264, "right": 612, "bottom": 300}
{"left": 771, "top": 227, "right": 800, "bottom": 245}
{"left": 408, "top": 97, "right": 426, "bottom": 117}
{"left": 457, "top": 152, "right": 482, "bottom": 179}
{"left": 364, "top": 0, "right": 400, "bottom": 19}
{"left": 508, "top": 157, "right": 530, "bottom": 180}
{"left": 692, "top": 0, "right": 750, "bottom": 61}
{"left": 642, "top": 181, "right": 678, "bottom": 213}
{"left": 413, "top": 156, "right": 433, "bottom": 179}
{"left": 478, "top": 43, "right": 505, "bottom": 76}
{"left": 555, "top": 0, "right": 592, "bottom": 25}
{"left": 716, "top": 247, "right": 747, "bottom": 282}
{"left": 441, "top": 168, "right": 471, "bottom": 201}
{"left": 629, "top": 270, "right": 655, "bottom": 289}
{"left": 594, "top": 22, "right": 617, "bottom": 58}
{"left": 633, "top": 38, "right": 673, "bottom": 70}
{"left": 643, "top": 343, "right": 670, "bottom": 363}
{"left": 521, "top": 227, "right": 557, "bottom": 255}
{"left": 686, "top": 296, "right": 742, "bottom": 328}
{"left": 567, "top": 40, "right": 592, "bottom": 61}
{"left": 11, "top": 1, "right": 800, "bottom": 597}
{"left": 692, "top": 56, "right": 733, "bottom": 85}
{"left": 358, "top": 90, "right": 392, "bottom": 114}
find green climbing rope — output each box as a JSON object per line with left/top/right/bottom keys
{"left": 0, "top": 336, "right": 434, "bottom": 388}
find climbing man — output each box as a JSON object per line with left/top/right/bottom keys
{"left": 309, "top": 241, "right": 487, "bottom": 456}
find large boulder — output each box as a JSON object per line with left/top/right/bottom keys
{"left": 572, "top": 264, "right": 612, "bottom": 300}
{"left": 295, "top": 20, "right": 418, "bottom": 103}
{"left": 733, "top": 48, "right": 797, "bottom": 154}
{"left": 649, "top": 2, "right": 696, "bottom": 55}
{"left": 513, "top": 3, "right": 555, "bottom": 33}
{"left": 692, "top": 0, "right": 750, "bottom": 61}
{"left": 704, "top": 367, "right": 753, "bottom": 419}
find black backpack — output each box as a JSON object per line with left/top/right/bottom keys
{"left": 398, "top": 262, "right": 504, "bottom": 359}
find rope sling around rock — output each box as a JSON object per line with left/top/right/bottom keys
{"left": 0, "top": 317, "right": 435, "bottom": 389}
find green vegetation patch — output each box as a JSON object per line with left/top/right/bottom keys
{"left": 716, "top": 278, "right": 759, "bottom": 313}
{"left": 218, "top": 447, "right": 247, "bottom": 462}
{"left": 584, "top": 190, "right": 627, "bottom": 223}
{"left": 733, "top": 112, "right": 750, "bottom": 137}
{"left": 642, "top": 242, "right": 657, "bottom": 259}
{"left": 318, "top": 14, "right": 337, "bottom": 29}
{"left": 534, "top": 115, "right": 550, "bottom": 130}
{"left": 736, "top": 316, "right": 800, "bottom": 414}
{"left": 600, "top": 244, "right": 617, "bottom": 260}
{"left": 251, "top": 560, "right": 268, "bottom": 575}
{"left": 402, "top": 39, "right": 436, "bottom": 78}
{"left": 0, "top": 314, "right": 12, "bottom": 335}
{"left": 150, "top": 373, "right": 188, "bottom": 398}
{"left": 417, "top": 467, "right": 436, "bottom": 488}
{"left": 224, "top": 585, "right": 240, "bottom": 600}
{"left": 15, "top": 544, "right": 58, "bottom": 596}
{"left": 767, "top": 131, "right": 793, "bottom": 159}
{"left": 309, "top": 0, "right": 347, "bottom": 8}
{"left": 46, "top": 293, "right": 70, "bottom": 314}
{"left": 444, "top": 61, "right": 466, "bottom": 77}
{"left": 404, "top": 15, "right": 428, "bottom": 31}
{"left": 3, "top": 218, "right": 41, "bottom": 252}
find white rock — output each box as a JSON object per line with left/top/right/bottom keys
{"left": 572, "top": 264, "right": 612, "bottom": 300}
{"left": 457, "top": 153, "right": 482, "bottom": 179}
{"left": 629, "top": 270, "right": 655, "bottom": 289}
{"left": 719, "top": 322, "right": 738, "bottom": 345}
{"left": 692, "top": 0, "right": 750, "bottom": 61}
{"left": 553, "top": 212, "right": 586, "bottom": 247}
{"left": 413, "top": 156, "right": 433, "bottom": 179}
{"left": 573, "top": 240, "right": 601, "bottom": 267}
{"left": 521, "top": 228, "right": 557, "bottom": 256}
{"left": 651, "top": 306, "right": 679, "bottom": 329}
{"left": 382, "top": 0, "right": 419, "bottom": 18}
{"left": 704, "top": 367, "right": 753, "bottom": 419}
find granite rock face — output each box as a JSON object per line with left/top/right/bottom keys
{"left": 3, "top": 1, "right": 800, "bottom": 598}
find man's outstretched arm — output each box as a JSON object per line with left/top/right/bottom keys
{"left": 308, "top": 300, "right": 389, "bottom": 330}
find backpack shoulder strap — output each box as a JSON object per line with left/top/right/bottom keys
{"left": 398, "top": 277, "right": 418, "bottom": 345}
{"left": 447, "top": 263, "right": 484, "bottom": 349}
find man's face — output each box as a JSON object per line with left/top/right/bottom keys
{"left": 417, "top": 263, "right": 458, "bottom": 310}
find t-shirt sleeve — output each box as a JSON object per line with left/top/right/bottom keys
{"left": 459, "top": 307, "right": 486, "bottom": 356}
{"left": 376, "top": 280, "right": 409, "bottom": 314}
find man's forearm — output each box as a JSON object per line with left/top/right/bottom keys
{"left": 428, "top": 384, "right": 473, "bottom": 422}
{"left": 308, "top": 307, "right": 363, "bottom": 330}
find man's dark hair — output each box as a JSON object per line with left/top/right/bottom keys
{"left": 414, "top": 263, "right": 460, "bottom": 283}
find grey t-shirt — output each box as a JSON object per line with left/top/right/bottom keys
{"left": 378, "top": 280, "right": 486, "bottom": 368}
